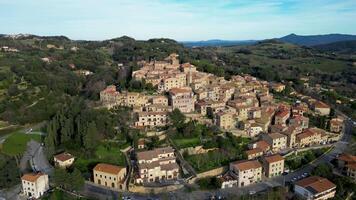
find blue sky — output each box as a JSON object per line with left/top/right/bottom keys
{"left": 0, "top": 0, "right": 355, "bottom": 41}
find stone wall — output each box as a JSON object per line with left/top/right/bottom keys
{"left": 129, "top": 184, "right": 184, "bottom": 194}
{"left": 179, "top": 145, "right": 218, "bottom": 155}
{"left": 188, "top": 166, "right": 228, "bottom": 184}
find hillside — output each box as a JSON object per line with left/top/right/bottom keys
{"left": 278, "top": 33, "right": 356, "bottom": 46}
{"left": 0, "top": 35, "right": 355, "bottom": 125}
{"left": 313, "top": 40, "right": 356, "bottom": 54}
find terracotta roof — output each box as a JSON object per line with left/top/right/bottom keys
{"left": 54, "top": 152, "right": 74, "bottom": 162}
{"left": 264, "top": 154, "right": 284, "bottom": 163}
{"left": 314, "top": 101, "right": 330, "bottom": 109}
{"left": 169, "top": 87, "right": 192, "bottom": 95}
{"left": 21, "top": 173, "right": 45, "bottom": 182}
{"left": 245, "top": 148, "right": 263, "bottom": 156}
{"left": 231, "top": 160, "right": 262, "bottom": 171}
{"left": 93, "top": 163, "right": 125, "bottom": 174}
{"left": 297, "top": 129, "right": 319, "bottom": 140}
{"left": 346, "top": 163, "right": 356, "bottom": 170}
{"left": 267, "top": 132, "right": 287, "bottom": 140}
{"left": 255, "top": 140, "right": 271, "bottom": 151}
{"left": 296, "top": 176, "right": 336, "bottom": 194}
{"left": 137, "top": 147, "right": 175, "bottom": 161}
{"left": 138, "top": 139, "right": 145, "bottom": 145}
{"left": 337, "top": 154, "right": 356, "bottom": 163}
{"left": 275, "top": 110, "right": 290, "bottom": 118}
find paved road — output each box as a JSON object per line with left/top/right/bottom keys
{"left": 281, "top": 118, "right": 353, "bottom": 184}
{"left": 20, "top": 140, "right": 53, "bottom": 175}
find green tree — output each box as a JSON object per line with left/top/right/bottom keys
{"left": 169, "top": 108, "right": 186, "bottom": 130}
{"left": 84, "top": 122, "right": 98, "bottom": 150}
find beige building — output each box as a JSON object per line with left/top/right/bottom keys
{"left": 21, "top": 173, "right": 49, "bottom": 199}
{"left": 53, "top": 152, "right": 75, "bottom": 168}
{"left": 100, "top": 85, "right": 122, "bottom": 108}
{"left": 136, "top": 147, "right": 179, "bottom": 184}
{"left": 134, "top": 111, "right": 169, "bottom": 128}
{"left": 330, "top": 118, "right": 343, "bottom": 133}
{"left": 168, "top": 87, "right": 195, "bottom": 113}
{"left": 262, "top": 154, "right": 284, "bottom": 178}
{"left": 230, "top": 160, "right": 262, "bottom": 187}
{"left": 215, "top": 111, "right": 235, "bottom": 130}
{"left": 313, "top": 101, "right": 331, "bottom": 116}
{"left": 245, "top": 148, "right": 263, "bottom": 160}
{"left": 296, "top": 128, "right": 322, "bottom": 147}
{"left": 294, "top": 176, "right": 336, "bottom": 200}
{"left": 274, "top": 110, "right": 290, "bottom": 125}
{"left": 346, "top": 163, "right": 356, "bottom": 181}
{"left": 158, "top": 73, "right": 187, "bottom": 92}
{"left": 151, "top": 95, "right": 169, "bottom": 106}
{"left": 93, "top": 163, "right": 127, "bottom": 190}
{"left": 262, "top": 133, "right": 287, "bottom": 152}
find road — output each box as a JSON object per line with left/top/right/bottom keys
{"left": 280, "top": 117, "right": 353, "bottom": 184}
{"left": 20, "top": 140, "right": 53, "bottom": 175}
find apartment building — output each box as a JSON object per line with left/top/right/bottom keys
{"left": 289, "top": 115, "right": 309, "bottom": 130}
{"left": 100, "top": 85, "right": 122, "bottom": 108}
{"left": 262, "top": 133, "right": 287, "bottom": 152}
{"left": 262, "top": 154, "right": 284, "bottom": 178}
{"left": 245, "top": 148, "right": 263, "bottom": 160}
{"left": 168, "top": 87, "right": 195, "bottom": 113}
{"left": 21, "top": 173, "right": 49, "bottom": 199}
{"left": 274, "top": 110, "right": 290, "bottom": 125}
{"left": 282, "top": 126, "right": 300, "bottom": 148}
{"left": 294, "top": 176, "right": 336, "bottom": 200}
{"left": 134, "top": 111, "right": 169, "bottom": 128}
{"left": 158, "top": 73, "right": 187, "bottom": 92}
{"left": 124, "top": 92, "right": 148, "bottom": 108}
{"left": 53, "top": 152, "right": 75, "bottom": 168}
{"left": 151, "top": 95, "right": 169, "bottom": 106}
{"left": 93, "top": 163, "right": 127, "bottom": 190}
{"left": 296, "top": 128, "right": 322, "bottom": 147}
{"left": 230, "top": 160, "right": 262, "bottom": 187}
{"left": 330, "top": 118, "right": 343, "bottom": 133}
{"left": 215, "top": 111, "right": 235, "bottom": 130}
{"left": 313, "top": 101, "right": 331, "bottom": 116}
{"left": 136, "top": 147, "right": 180, "bottom": 184}
{"left": 346, "top": 163, "right": 356, "bottom": 181}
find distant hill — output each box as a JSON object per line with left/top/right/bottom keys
{"left": 181, "top": 39, "right": 257, "bottom": 47}
{"left": 278, "top": 33, "right": 356, "bottom": 46}
{"left": 313, "top": 40, "right": 356, "bottom": 54}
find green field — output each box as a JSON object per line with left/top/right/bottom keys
{"left": 1, "top": 132, "right": 41, "bottom": 156}
{"left": 173, "top": 137, "right": 201, "bottom": 149}
{"left": 74, "top": 143, "right": 127, "bottom": 175}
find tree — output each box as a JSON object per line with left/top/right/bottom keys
{"left": 84, "top": 122, "right": 98, "bottom": 150}
{"left": 311, "top": 163, "right": 332, "bottom": 179}
{"left": 70, "top": 168, "right": 85, "bottom": 190}
{"left": 169, "top": 108, "right": 186, "bottom": 130}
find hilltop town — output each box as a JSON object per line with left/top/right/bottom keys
{"left": 13, "top": 52, "right": 354, "bottom": 200}
{"left": 0, "top": 34, "right": 355, "bottom": 200}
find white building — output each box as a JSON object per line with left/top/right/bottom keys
{"left": 294, "top": 176, "right": 336, "bottom": 200}
{"left": 21, "top": 173, "right": 49, "bottom": 199}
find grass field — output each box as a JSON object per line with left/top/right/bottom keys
{"left": 1, "top": 132, "right": 41, "bottom": 156}
{"left": 74, "top": 143, "right": 127, "bottom": 175}
{"left": 173, "top": 137, "right": 201, "bottom": 149}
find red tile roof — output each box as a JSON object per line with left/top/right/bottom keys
{"left": 93, "top": 163, "right": 125, "bottom": 174}
{"left": 21, "top": 173, "right": 45, "bottom": 182}
{"left": 54, "top": 152, "right": 74, "bottom": 162}
{"left": 231, "top": 160, "right": 262, "bottom": 171}
{"left": 264, "top": 154, "right": 284, "bottom": 163}
{"left": 296, "top": 176, "right": 336, "bottom": 194}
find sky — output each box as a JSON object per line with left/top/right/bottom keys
{"left": 0, "top": 0, "right": 355, "bottom": 41}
